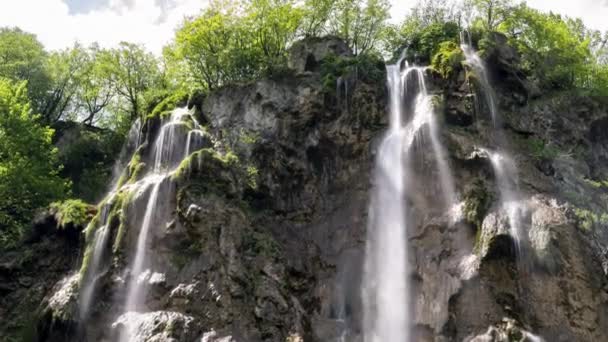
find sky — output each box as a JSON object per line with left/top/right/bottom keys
{"left": 1, "top": 0, "right": 608, "bottom": 55}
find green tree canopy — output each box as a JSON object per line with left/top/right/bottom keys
{"left": 499, "top": 4, "right": 591, "bottom": 89}
{"left": 0, "top": 27, "right": 51, "bottom": 116}
{"left": 0, "top": 78, "right": 68, "bottom": 248}
{"left": 99, "top": 42, "right": 160, "bottom": 121}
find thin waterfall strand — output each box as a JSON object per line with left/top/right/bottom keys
{"left": 461, "top": 34, "right": 528, "bottom": 260}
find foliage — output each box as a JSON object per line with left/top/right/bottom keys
{"left": 431, "top": 41, "right": 464, "bottom": 78}
{"left": 38, "top": 45, "right": 85, "bottom": 123}
{"left": 465, "top": 0, "right": 513, "bottom": 30}
{"left": 320, "top": 53, "right": 385, "bottom": 93}
{"left": 326, "top": 0, "right": 391, "bottom": 55}
{"left": 301, "top": 0, "right": 336, "bottom": 37}
{"left": 98, "top": 42, "right": 160, "bottom": 121}
{"left": 172, "top": 0, "right": 304, "bottom": 90}
{"left": 498, "top": 4, "right": 591, "bottom": 90}
{"left": 574, "top": 207, "right": 608, "bottom": 232}
{"left": 54, "top": 123, "right": 123, "bottom": 202}
{"left": 248, "top": 0, "right": 305, "bottom": 71}
{"left": 50, "top": 199, "right": 95, "bottom": 229}
{"left": 0, "top": 27, "right": 50, "bottom": 116}
{"left": 76, "top": 44, "right": 115, "bottom": 125}
{"left": 172, "top": 2, "right": 262, "bottom": 90}
{"left": 382, "top": 0, "right": 461, "bottom": 61}
{"left": 0, "top": 79, "right": 68, "bottom": 248}
{"left": 524, "top": 137, "right": 560, "bottom": 160}
{"left": 385, "top": 19, "right": 460, "bottom": 62}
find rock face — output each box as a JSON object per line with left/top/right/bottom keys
{"left": 0, "top": 212, "right": 83, "bottom": 342}
{"left": 3, "top": 35, "right": 608, "bottom": 342}
{"left": 288, "top": 36, "right": 352, "bottom": 73}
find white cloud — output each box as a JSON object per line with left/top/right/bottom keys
{"left": 0, "top": 0, "right": 607, "bottom": 55}
{"left": 0, "top": 0, "right": 205, "bottom": 55}
{"left": 526, "top": 0, "right": 608, "bottom": 32}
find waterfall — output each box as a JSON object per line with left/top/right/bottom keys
{"left": 460, "top": 33, "right": 498, "bottom": 126}
{"left": 363, "top": 60, "right": 456, "bottom": 342}
{"left": 123, "top": 175, "right": 164, "bottom": 311}
{"left": 460, "top": 34, "right": 528, "bottom": 261}
{"left": 76, "top": 107, "right": 209, "bottom": 340}
{"left": 78, "top": 201, "right": 112, "bottom": 320}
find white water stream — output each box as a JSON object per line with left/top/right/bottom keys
{"left": 460, "top": 34, "right": 528, "bottom": 259}
{"left": 363, "top": 60, "right": 456, "bottom": 342}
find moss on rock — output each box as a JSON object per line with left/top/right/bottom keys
{"left": 463, "top": 179, "right": 492, "bottom": 230}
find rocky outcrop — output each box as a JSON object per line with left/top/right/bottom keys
{"left": 287, "top": 36, "right": 352, "bottom": 73}
{"left": 0, "top": 212, "right": 84, "bottom": 342}
{"left": 5, "top": 34, "right": 608, "bottom": 342}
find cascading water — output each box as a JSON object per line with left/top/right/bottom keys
{"left": 460, "top": 33, "right": 528, "bottom": 260}
{"left": 363, "top": 60, "right": 456, "bottom": 342}
{"left": 76, "top": 107, "right": 209, "bottom": 341}
{"left": 363, "top": 63, "right": 409, "bottom": 342}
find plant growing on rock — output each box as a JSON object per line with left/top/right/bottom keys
{"left": 431, "top": 41, "right": 465, "bottom": 78}
{"left": 49, "top": 199, "right": 96, "bottom": 230}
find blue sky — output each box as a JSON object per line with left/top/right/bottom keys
{"left": 0, "top": 0, "right": 607, "bottom": 55}
{"left": 63, "top": 0, "right": 106, "bottom": 14}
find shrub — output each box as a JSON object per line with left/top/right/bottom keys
{"left": 50, "top": 199, "right": 96, "bottom": 229}
{"left": 431, "top": 41, "right": 464, "bottom": 78}
{"left": 0, "top": 79, "right": 69, "bottom": 249}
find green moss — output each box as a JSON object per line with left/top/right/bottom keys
{"left": 431, "top": 41, "right": 464, "bottom": 79}
{"left": 116, "top": 151, "right": 147, "bottom": 187}
{"left": 244, "top": 229, "right": 282, "bottom": 259}
{"left": 172, "top": 148, "right": 238, "bottom": 181}
{"left": 246, "top": 165, "right": 259, "bottom": 190}
{"left": 79, "top": 188, "right": 133, "bottom": 280}
{"left": 50, "top": 199, "right": 96, "bottom": 229}
{"left": 111, "top": 190, "right": 135, "bottom": 253}
{"left": 583, "top": 178, "right": 608, "bottom": 189}
{"left": 515, "top": 136, "right": 560, "bottom": 160}
{"left": 147, "top": 90, "right": 190, "bottom": 119}
{"left": 463, "top": 180, "right": 491, "bottom": 229}
{"left": 473, "top": 225, "right": 484, "bottom": 255}
{"left": 169, "top": 240, "right": 204, "bottom": 270}
{"left": 573, "top": 207, "right": 608, "bottom": 231}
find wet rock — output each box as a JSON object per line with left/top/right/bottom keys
{"left": 527, "top": 197, "right": 568, "bottom": 273}
{"left": 466, "top": 318, "right": 544, "bottom": 342}
{"left": 201, "top": 330, "right": 236, "bottom": 342}
{"left": 111, "top": 311, "right": 199, "bottom": 342}
{"left": 478, "top": 211, "right": 517, "bottom": 261}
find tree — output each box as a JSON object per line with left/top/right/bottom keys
{"left": 39, "top": 45, "right": 86, "bottom": 123}
{"left": 173, "top": 1, "right": 262, "bottom": 90}
{"left": 467, "top": 0, "right": 512, "bottom": 30}
{"left": 301, "top": 0, "right": 335, "bottom": 37}
{"left": 499, "top": 4, "right": 591, "bottom": 89}
{"left": 0, "top": 78, "right": 68, "bottom": 248}
{"left": 76, "top": 45, "right": 115, "bottom": 125}
{"left": 246, "top": 0, "right": 304, "bottom": 72}
{"left": 328, "top": 0, "right": 390, "bottom": 55}
{"left": 0, "top": 27, "right": 51, "bottom": 116}
{"left": 100, "top": 42, "right": 159, "bottom": 121}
